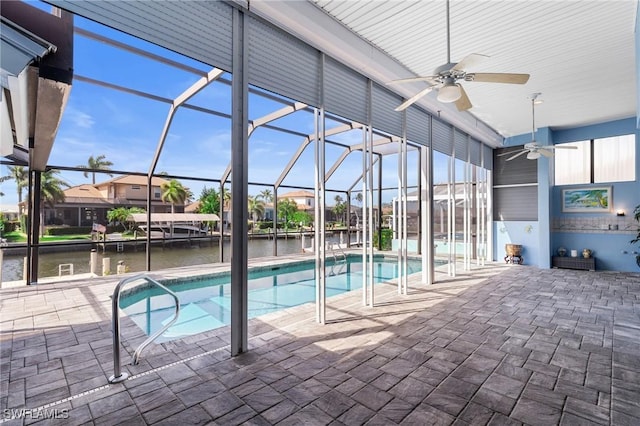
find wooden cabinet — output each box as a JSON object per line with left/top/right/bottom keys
{"left": 552, "top": 256, "right": 595, "bottom": 271}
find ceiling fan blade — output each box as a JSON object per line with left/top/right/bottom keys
{"left": 387, "top": 76, "right": 438, "bottom": 85}
{"left": 505, "top": 150, "right": 529, "bottom": 161}
{"left": 467, "top": 73, "right": 530, "bottom": 84}
{"left": 394, "top": 86, "right": 435, "bottom": 111}
{"left": 497, "top": 149, "right": 524, "bottom": 157}
{"left": 538, "top": 149, "right": 554, "bottom": 157}
{"left": 553, "top": 145, "right": 579, "bottom": 149}
{"left": 452, "top": 53, "right": 489, "bottom": 71}
{"left": 454, "top": 85, "right": 472, "bottom": 111}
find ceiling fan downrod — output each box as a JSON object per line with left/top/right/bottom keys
{"left": 446, "top": 0, "right": 451, "bottom": 64}
{"left": 529, "top": 92, "right": 542, "bottom": 142}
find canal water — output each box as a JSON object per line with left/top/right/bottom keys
{"left": 1, "top": 237, "right": 315, "bottom": 282}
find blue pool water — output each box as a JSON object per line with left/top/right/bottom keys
{"left": 120, "top": 255, "right": 422, "bottom": 342}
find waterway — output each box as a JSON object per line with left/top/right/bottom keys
{"left": 1, "top": 237, "right": 316, "bottom": 282}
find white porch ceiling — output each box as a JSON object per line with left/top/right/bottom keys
{"left": 308, "top": 0, "right": 637, "bottom": 139}
{"left": 263, "top": 0, "right": 635, "bottom": 142}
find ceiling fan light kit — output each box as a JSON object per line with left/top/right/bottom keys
{"left": 388, "top": 0, "right": 530, "bottom": 112}
{"left": 437, "top": 83, "right": 462, "bottom": 103}
{"left": 526, "top": 151, "right": 542, "bottom": 160}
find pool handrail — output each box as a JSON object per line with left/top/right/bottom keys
{"left": 109, "top": 273, "right": 180, "bottom": 384}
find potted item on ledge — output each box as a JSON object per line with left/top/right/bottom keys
{"left": 582, "top": 248, "right": 592, "bottom": 258}
{"left": 557, "top": 247, "right": 567, "bottom": 257}
{"left": 632, "top": 204, "right": 640, "bottom": 269}
{"left": 505, "top": 244, "right": 524, "bottom": 264}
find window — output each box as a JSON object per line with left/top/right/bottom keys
{"left": 154, "top": 190, "right": 161, "bottom": 199}
{"left": 554, "top": 141, "right": 590, "bottom": 185}
{"left": 131, "top": 185, "right": 141, "bottom": 190}
{"left": 554, "top": 134, "right": 635, "bottom": 185}
{"left": 594, "top": 135, "right": 635, "bottom": 183}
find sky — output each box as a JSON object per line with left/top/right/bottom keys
{"left": 1, "top": 0, "right": 457, "bottom": 211}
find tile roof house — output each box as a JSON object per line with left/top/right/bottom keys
{"left": 44, "top": 175, "right": 184, "bottom": 226}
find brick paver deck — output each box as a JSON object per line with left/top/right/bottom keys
{"left": 1, "top": 259, "right": 639, "bottom": 425}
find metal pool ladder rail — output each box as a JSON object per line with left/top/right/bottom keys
{"left": 109, "top": 274, "right": 180, "bottom": 384}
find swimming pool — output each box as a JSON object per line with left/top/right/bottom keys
{"left": 120, "top": 255, "right": 422, "bottom": 342}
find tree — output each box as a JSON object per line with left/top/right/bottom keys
{"left": 258, "top": 189, "right": 273, "bottom": 203}
{"left": 160, "top": 179, "right": 188, "bottom": 213}
{"left": 107, "top": 207, "right": 144, "bottom": 232}
{"left": 333, "top": 195, "right": 346, "bottom": 224}
{"left": 221, "top": 186, "right": 231, "bottom": 208}
{"left": 290, "top": 210, "right": 312, "bottom": 227}
{"left": 77, "top": 155, "right": 114, "bottom": 184}
{"left": 197, "top": 187, "right": 220, "bottom": 214}
{"left": 248, "top": 195, "right": 265, "bottom": 224}
{"left": 197, "top": 186, "right": 230, "bottom": 212}
{"left": 39, "top": 170, "right": 69, "bottom": 236}
{"left": 352, "top": 192, "right": 363, "bottom": 228}
{"left": 8, "top": 166, "right": 27, "bottom": 215}
{"left": 277, "top": 198, "right": 298, "bottom": 230}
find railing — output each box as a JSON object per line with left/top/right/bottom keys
{"left": 326, "top": 241, "right": 348, "bottom": 275}
{"left": 326, "top": 241, "right": 347, "bottom": 262}
{"left": 109, "top": 274, "right": 180, "bottom": 384}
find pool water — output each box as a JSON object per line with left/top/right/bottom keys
{"left": 120, "top": 255, "right": 422, "bottom": 342}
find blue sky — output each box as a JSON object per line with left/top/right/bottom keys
{"left": 1, "top": 0, "right": 453, "bottom": 211}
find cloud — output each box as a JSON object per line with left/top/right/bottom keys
{"left": 64, "top": 107, "right": 95, "bottom": 129}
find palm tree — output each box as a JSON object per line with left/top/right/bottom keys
{"left": 258, "top": 189, "right": 273, "bottom": 203}
{"left": 333, "top": 195, "right": 346, "bottom": 224}
{"left": 160, "top": 179, "right": 188, "bottom": 213}
{"left": 352, "top": 192, "right": 363, "bottom": 227}
{"left": 77, "top": 155, "right": 114, "bottom": 184}
{"left": 278, "top": 198, "right": 298, "bottom": 230}
{"left": 8, "top": 166, "right": 27, "bottom": 215}
{"left": 221, "top": 186, "right": 231, "bottom": 208}
{"left": 107, "top": 206, "right": 145, "bottom": 232}
{"left": 39, "top": 170, "right": 69, "bottom": 236}
{"left": 248, "top": 196, "right": 265, "bottom": 224}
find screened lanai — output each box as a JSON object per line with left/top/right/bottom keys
{"left": 0, "top": 0, "right": 497, "bottom": 356}
{"left": 2, "top": 2, "right": 639, "bottom": 425}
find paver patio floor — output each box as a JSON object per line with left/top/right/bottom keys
{"left": 1, "top": 258, "right": 639, "bottom": 425}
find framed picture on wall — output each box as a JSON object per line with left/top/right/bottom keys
{"left": 561, "top": 187, "right": 612, "bottom": 213}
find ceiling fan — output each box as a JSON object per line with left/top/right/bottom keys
{"left": 387, "top": 0, "right": 530, "bottom": 112}
{"left": 498, "top": 93, "right": 577, "bottom": 161}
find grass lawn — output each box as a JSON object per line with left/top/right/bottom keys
{"left": 2, "top": 231, "right": 92, "bottom": 243}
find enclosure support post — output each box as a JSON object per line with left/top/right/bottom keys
{"left": 401, "top": 119, "right": 408, "bottom": 295}
{"left": 219, "top": 182, "right": 225, "bottom": 263}
{"left": 421, "top": 144, "right": 434, "bottom": 285}
{"left": 361, "top": 124, "right": 369, "bottom": 307}
{"left": 272, "top": 186, "right": 278, "bottom": 256}
{"left": 315, "top": 54, "right": 327, "bottom": 324}
{"left": 378, "top": 154, "right": 383, "bottom": 254}
{"left": 346, "top": 191, "right": 351, "bottom": 248}
{"left": 449, "top": 129, "right": 456, "bottom": 277}
{"left": 230, "top": 7, "right": 249, "bottom": 355}
{"left": 27, "top": 170, "right": 41, "bottom": 284}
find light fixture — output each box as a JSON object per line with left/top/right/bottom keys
{"left": 616, "top": 209, "right": 625, "bottom": 216}
{"left": 526, "top": 151, "right": 541, "bottom": 160}
{"left": 437, "top": 83, "right": 462, "bottom": 103}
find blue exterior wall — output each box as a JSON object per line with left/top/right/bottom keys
{"left": 497, "top": 128, "right": 553, "bottom": 268}
{"left": 498, "top": 118, "right": 639, "bottom": 272}
{"left": 494, "top": 221, "right": 540, "bottom": 267}
{"left": 550, "top": 118, "right": 639, "bottom": 272}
